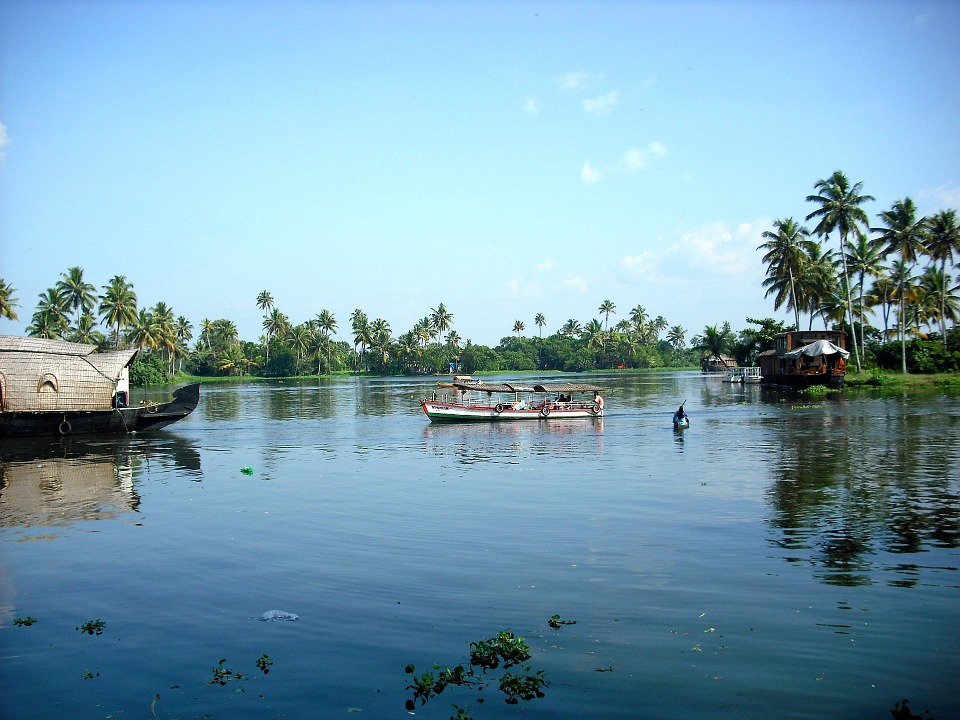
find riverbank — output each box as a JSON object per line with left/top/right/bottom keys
{"left": 845, "top": 370, "right": 960, "bottom": 390}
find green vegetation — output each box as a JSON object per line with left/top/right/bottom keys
{"left": 76, "top": 619, "right": 105, "bottom": 635}
{"left": 405, "top": 630, "right": 547, "bottom": 719}
{"left": 0, "top": 174, "right": 955, "bottom": 384}
{"left": 13, "top": 616, "right": 37, "bottom": 627}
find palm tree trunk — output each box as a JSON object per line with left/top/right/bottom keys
{"left": 838, "top": 231, "right": 862, "bottom": 372}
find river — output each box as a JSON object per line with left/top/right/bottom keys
{"left": 1, "top": 372, "right": 958, "bottom": 720}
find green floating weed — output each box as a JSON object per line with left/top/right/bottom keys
{"left": 405, "top": 629, "right": 549, "bottom": 719}
{"left": 77, "top": 619, "right": 105, "bottom": 635}
{"left": 548, "top": 614, "right": 577, "bottom": 629}
{"left": 256, "top": 654, "right": 273, "bottom": 675}
{"left": 210, "top": 658, "right": 244, "bottom": 685}
{"left": 14, "top": 616, "right": 38, "bottom": 627}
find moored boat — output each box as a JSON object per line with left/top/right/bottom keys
{"left": 421, "top": 380, "right": 604, "bottom": 422}
{"left": 0, "top": 335, "right": 200, "bottom": 436}
{"left": 757, "top": 330, "right": 848, "bottom": 389}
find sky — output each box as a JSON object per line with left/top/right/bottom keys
{"left": 1, "top": 0, "right": 959, "bottom": 348}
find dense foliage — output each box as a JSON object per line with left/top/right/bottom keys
{"left": 1, "top": 174, "right": 957, "bottom": 384}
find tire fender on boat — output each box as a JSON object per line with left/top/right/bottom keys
{"left": 540, "top": 404, "right": 551, "bottom": 417}
{"left": 58, "top": 419, "right": 72, "bottom": 435}
{"left": 495, "top": 403, "right": 504, "bottom": 413}
{"left": 591, "top": 403, "right": 602, "bottom": 415}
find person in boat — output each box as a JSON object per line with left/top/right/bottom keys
{"left": 673, "top": 405, "right": 688, "bottom": 424}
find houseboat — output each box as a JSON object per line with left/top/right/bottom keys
{"left": 421, "top": 379, "right": 605, "bottom": 422}
{"left": 0, "top": 335, "right": 200, "bottom": 436}
{"left": 757, "top": 330, "right": 849, "bottom": 389}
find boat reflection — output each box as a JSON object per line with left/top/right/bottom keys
{"left": 0, "top": 435, "right": 201, "bottom": 531}
{"left": 421, "top": 416, "right": 605, "bottom": 464}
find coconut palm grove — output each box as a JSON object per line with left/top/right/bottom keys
{"left": 2, "top": 171, "right": 958, "bottom": 385}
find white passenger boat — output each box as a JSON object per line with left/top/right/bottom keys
{"left": 741, "top": 367, "right": 763, "bottom": 384}
{"left": 421, "top": 380, "right": 605, "bottom": 422}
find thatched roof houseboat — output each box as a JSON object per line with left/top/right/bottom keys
{"left": 757, "top": 330, "right": 848, "bottom": 389}
{"left": 0, "top": 335, "right": 199, "bottom": 436}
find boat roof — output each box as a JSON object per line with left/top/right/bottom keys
{"left": 451, "top": 381, "right": 603, "bottom": 394}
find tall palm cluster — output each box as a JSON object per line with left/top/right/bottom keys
{"left": 347, "top": 302, "right": 457, "bottom": 374}
{"left": 3, "top": 267, "right": 193, "bottom": 374}
{"left": 557, "top": 302, "right": 682, "bottom": 352}
{"left": 759, "top": 171, "right": 959, "bottom": 373}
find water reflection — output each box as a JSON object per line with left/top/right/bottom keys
{"left": 764, "top": 396, "right": 960, "bottom": 586}
{"left": 421, "top": 417, "right": 605, "bottom": 465}
{"left": 0, "top": 435, "right": 202, "bottom": 533}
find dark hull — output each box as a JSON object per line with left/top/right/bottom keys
{"left": 760, "top": 373, "right": 844, "bottom": 389}
{"left": 0, "top": 383, "right": 200, "bottom": 437}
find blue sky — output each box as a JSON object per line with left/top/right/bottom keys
{"left": 1, "top": 0, "right": 958, "bottom": 347}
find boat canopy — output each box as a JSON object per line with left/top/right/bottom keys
{"left": 450, "top": 381, "right": 603, "bottom": 394}
{"left": 782, "top": 339, "right": 850, "bottom": 359}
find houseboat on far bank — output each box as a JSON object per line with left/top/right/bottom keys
{"left": 757, "top": 330, "right": 849, "bottom": 389}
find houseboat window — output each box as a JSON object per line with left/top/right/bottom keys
{"left": 38, "top": 373, "right": 59, "bottom": 393}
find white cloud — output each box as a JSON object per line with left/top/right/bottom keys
{"left": 524, "top": 97, "right": 540, "bottom": 115}
{"left": 917, "top": 184, "right": 960, "bottom": 212}
{"left": 620, "top": 142, "right": 667, "bottom": 171}
{"left": 619, "top": 218, "right": 769, "bottom": 287}
{"left": 0, "top": 122, "right": 8, "bottom": 162}
{"left": 535, "top": 259, "right": 555, "bottom": 272}
{"left": 581, "top": 161, "right": 603, "bottom": 184}
{"left": 563, "top": 276, "right": 589, "bottom": 293}
{"left": 582, "top": 90, "right": 621, "bottom": 114}
{"left": 581, "top": 142, "right": 667, "bottom": 184}
{"left": 557, "top": 71, "right": 589, "bottom": 91}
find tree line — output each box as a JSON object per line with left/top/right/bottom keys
{"left": 2, "top": 169, "right": 957, "bottom": 380}
{"left": 759, "top": 170, "right": 959, "bottom": 373}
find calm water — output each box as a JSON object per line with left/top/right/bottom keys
{"left": 1, "top": 373, "right": 958, "bottom": 720}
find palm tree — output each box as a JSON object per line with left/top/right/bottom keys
{"left": 57, "top": 266, "right": 97, "bottom": 331}
{"left": 805, "top": 170, "right": 874, "bottom": 372}
{"left": 316, "top": 309, "right": 337, "bottom": 373}
{"left": 99, "top": 275, "right": 138, "bottom": 347}
{"left": 873, "top": 197, "right": 928, "bottom": 373}
{"left": 256, "top": 291, "right": 274, "bottom": 316}
{"left": 925, "top": 209, "right": 960, "bottom": 346}
{"left": 174, "top": 316, "right": 193, "bottom": 372}
{"left": 629, "top": 304, "right": 648, "bottom": 334}
{"left": 512, "top": 320, "right": 525, "bottom": 338}
{"left": 33, "top": 288, "right": 70, "bottom": 338}
{"left": 71, "top": 312, "right": 105, "bottom": 345}
{"left": 0, "top": 279, "right": 19, "bottom": 321}
{"left": 351, "top": 309, "right": 370, "bottom": 372}
{"left": 152, "top": 301, "right": 177, "bottom": 372}
{"left": 257, "top": 291, "right": 275, "bottom": 363}
{"left": 534, "top": 312, "right": 546, "bottom": 368}
{"left": 430, "top": 303, "right": 453, "bottom": 338}
{"left": 263, "top": 307, "right": 290, "bottom": 354}
{"left": 797, "top": 242, "right": 840, "bottom": 330}
{"left": 759, "top": 217, "right": 815, "bottom": 330}
{"left": 598, "top": 299, "right": 616, "bottom": 332}
{"left": 561, "top": 318, "right": 581, "bottom": 337}
{"left": 866, "top": 274, "right": 897, "bottom": 341}
{"left": 127, "top": 308, "right": 160, "bottom": 352}
{"left": 369, "top": 318, "right": 392, "bottom": 369}
{"left": 693, "top": 324, "right": 734, "bottom": 366}
{"left": 287, "top": 325, "right": 312, "bottom": 374}
{"left": 667, "top": 325, "right": 686, "bottom": 350}
{"left": 650, "top": 315, "right": 668, "bottom": 342}
{"left": 845, "top": 233, "right": 886, "bottom": 354}
{"left": 413, "top": 318, "right": 432, "bottom": 347}
{"left": 581, "top": 319, "right": 605, "bottom": 350}
{"left": 27, "top": 290, "right": 70, "bottom": 338}
{"left": 445, "top": 330, "right": 461, "bottom": 349}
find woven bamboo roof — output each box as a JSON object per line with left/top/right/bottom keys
{"left": 1, "top": 335, "right": 137, "bottom": 412}
{"left": 451, "top": 381, "right": 603, "bottom": 394}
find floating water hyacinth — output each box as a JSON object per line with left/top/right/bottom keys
{"left": 259, "top": 610, "right": 298, "bottom": 622}
{"left": 241, "top": 467, "right": 254, "bottom": 475}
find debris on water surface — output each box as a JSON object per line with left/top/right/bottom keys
{"left": 241, "top": 467, "right": 254, "bottom": 475}
{"left": 259, "top": 610, "right": 298, "bottom": 622}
